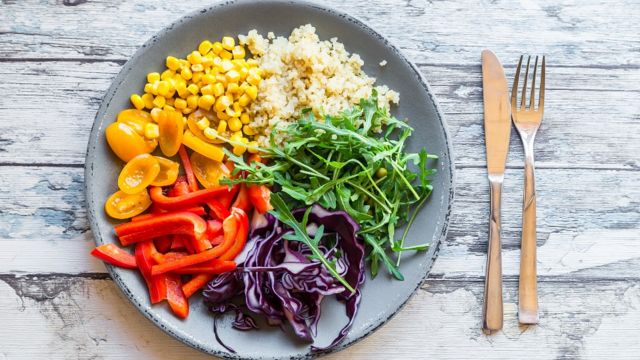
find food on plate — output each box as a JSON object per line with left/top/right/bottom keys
{"left": 91, "top": 24, "right": 435, "bottom": 350}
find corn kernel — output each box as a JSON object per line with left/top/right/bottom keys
{"left": 219, "top": 49, "right": 233, "bottom": 60}
{"left": 198, "top": 94, "right": 215, "bottom": 110}
{"left": 144, "top": 123, "right": 159, "bottom": 139}
{"left": 221, "top": 36, "right": 235, "bottom": 50}
{"left": 219, "top": 59, "right": 233, "bottom": 73}
{"left": 153, "top": 95, "right": 166, "bottom": 108}
{"left": 228, "top": 117, "right": 242, "bottom": 132}
{"left": 214, "top": 95, "right": 232, "bottom": 112}
{"left": 165, "top": 97, "right": 174, "bottom": 106}
{"left": 187, "top": 50, "right": 202, "bottom": 65}
{"left": 200, "top": 84, "right": 214, "bottom": 96}
{"left": 210, "top": 82, "right": 224, "bottom": 97}
{"left": 217, "top": 111, "right": 229, "bottom": 121}
{"left": 245, "top": 85, "right": 258, "bottom": 100}
{"left": 178, "top": 59, "right": 190, "bottom": 70}
{"left": 232, "top": 145, "right": 246, "bottom": 156}
{"left": 247, "top": 73, "right": 261, "bottom": 87}
{"left": 226, "top": 69, "right": 241, "bottom": 83}
{"left": 186, "top": 94, "right": 199, "bottom": 109}
{"left": 238, "top": 93, "right": 251, "bottom": 107}
{"left": 202, "top": 55, "right": 214, "bottom": 68}
{"left": 202, "top": 73, "right": 216, "bottom": 85}
{"left": 193, "top": 72, "right": 203, "bottom": 84}
{"left": 141, "top": 93, "right": 155, "bottom": 109}
{"left": 176, "top": 83, "right": 189, "bottom": 98}
{"left": 191, "top": 63, "right": 204, "bottom": 73}
{"left": 242, "top": 125, "right": 255, "bottom": 136}
{"left": 217, "top": 120, "right": 227, "bottom": 133}
{"left": 166, "top": 56, "right": 181, "bottom": 70}
{"left": 150, "top": 107, "right": 162, "bottom": 122}
{"left": 156, "top": 81, "right": 169, "bottom": 97}
{"left": 246, "top": 58, "right": 259, "bottom": 67}
{"left": 130, "top": 94, "right": 144, "bottom": 110}
{"left": 212, "top": 42, "right": 223, "bottom": 54}
{"left": 232, "top": 101, "right": 242, "bottom": 113}
{"left": 240, "top": 137, "right": 249, "bottom": 144}
{"left": 231, "top": 131, "right": 243, "bottom": 141}
{"left": 239, "top": 67, "right": 250, "bottom": 80}
{"left": 226, "top": 82, "right": 239, "bottom": 94}
{"left": 215, "top": 74, "right": 227, "bottom": 87}
{"left": 147, "top": 72, "right": 161, "bottom": 83}
{"left": 240, "top": 113, "right": 250, "bottom": 125}
{"left": 144, "top": 83, "right": 154, "bottom": 94}
{"left": 182, "top": 107, "right": 194, "bottom": 115}
{"left": 203, "top": 127, "right": 218, "bottom": 140}
{"left": 163, "top": 105, "right": 175, "bottom": 112}
{"left": 174, "top": 98, "right": 187, "bottom": 110}
{"left": 232, "top": 45, "right": 246, "bottom": 59}
{"left": 247, "top": 141, "right": 259, "bottom": 154}
{"left": 196, "top": 118, "right": 210, "bottom": 130}
{"left": 186, "top": 83, "right": 198, "bottom": 95}
{"left": 181, "top": 68, "right": 193, "bottom": 80}
{"left": 161, "top": 69, "right": 175, "bottom": 81}
{"left": 198, "top": 40, "right": 213, "bottom": 55}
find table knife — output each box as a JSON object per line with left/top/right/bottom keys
{"left": 481, "top": 50, "right": 511, "bottom": 333}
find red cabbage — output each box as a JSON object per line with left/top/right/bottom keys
{"left": 203, "top": 205, "right": 365, "bottom": 350}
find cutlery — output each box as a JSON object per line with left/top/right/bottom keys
{"left": 512, "top": 55, "right": 545, "bottom": 324}
{"left": 481, "top": 50, "right": 511, "bottom": 333}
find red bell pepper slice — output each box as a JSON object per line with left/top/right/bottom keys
{"left": 170, "top": 236, "right": 186, "bottom": 251}
{"left": 154, "top": 237, "right": 173, "bottom": 253}
{"left": 219, "top": 208, "right": 249, "bottom": 261}
{"left": 248, "top": 185, "right": 273, "bottom": 214}
{"left": 169, "top": 175, "right": 190, "bottom": 197}
{"left": 210, "top": 234, "right": 224, "bottom": 246}
{"left": 182, "top": 274, "right": 215, "bottom": 298}
{"left": 149, "top": 185, "right": 237, "bottom": 210}
{"left": 218, "top": 183, "right": 239, "bottom": 210}
{"left": 130, "top": 206, "right": 205, "bottom": 222}
{"left": 232, "top": 184, "right": 252, "bottom": 214}
{"left": 135, "top": 241, "right": 167, "bottom": 304}
{"left": 170, "top": 260, "right": 237, "bottom": 275}
{"left": 206, "top": 200, "right": 230, "bottom": 220}
{"left": 165, "top": 274, "right": 189, "bottom": 318}
{"left": 115, "top": 211, "right": 207, "bottom": 246}
{"left": 91, "top": 244, "right": 137, "bottom": 269}
{"left": 178, "top": 145, "right": 199, "bottom": 193}
{"left": 205, "top": 219, "right": 223, "bottom": 239}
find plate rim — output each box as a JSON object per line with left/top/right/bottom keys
{"left": 84, "top": 0, "right": 455, "bottom": 358}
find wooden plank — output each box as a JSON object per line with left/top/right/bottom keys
{"left": 1, "top": 61, "right": 638, "bottom": 168}
{"left": 1, "top": 0, "right": 638, "bottom": 67}
{"left": 1, "top": 275, "right": 639, "bottom": 359}
{"left": 2, "top": 166, "right": 638, "bottom": 280}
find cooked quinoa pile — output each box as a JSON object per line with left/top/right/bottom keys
{"left": 239, "top": 24, "right": 399, "bottom": 146}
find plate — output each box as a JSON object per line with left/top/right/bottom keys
{"left": 85, "top": 1, "right": 454, "bottom": 358}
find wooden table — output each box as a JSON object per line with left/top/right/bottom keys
{"left": 1, "top": 0, "right": 638, "bottom": 358}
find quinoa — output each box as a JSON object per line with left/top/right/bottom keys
{"left": 239, "top": 24, "right": 399, "bottom": 146}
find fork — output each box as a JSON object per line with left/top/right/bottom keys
{"left": 511, "top": 55, "right": 545, "bottom": 324}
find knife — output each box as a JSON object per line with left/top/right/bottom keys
{"left": 481, "top": 50, "right": 511, "bottom": 333}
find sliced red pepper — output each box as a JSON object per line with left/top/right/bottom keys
{"left": 232, "top": 184, "right": 252, "bottom": 214}
{"left": 178, "top": 145, "right": 199, "bottom": 193}
{"left": 149, "top": 185, "right": 237, "bottom": 210}
{"left": 219, "top": 208, "right": 249, "bottom": 261}
{"left": 130, "top": 206, "right": 205, "bottom": 222}
{"left": 210, "top": 234, "right": 224, "bottom": 246}
{"left": 154, "top": 236, "right": 173, "bottom": 253}
{"left": 135, "top": 241, "right": 167, "bottom": 304}
{"left": 91, "top": 244, "right": 137, "bottom": 269}
{"left": 248, "top": 185, "right": 273, "bottom": 214}
{"left": 182, "top": 274, "right": 215, "bottom": 298}
{"left": 169, "top": 175, "right": 190, "bottom": 196}
{"left": 170, "top": 236, "right": 186, "bottom": 251}
{"left": 205, "top": 219, "right": 223, "bottom": 239}
{"left": 116, "top": 211, "right": 207, "bottom": 246}
{"left": 218, "top": 183, "right": 239, "bottom": 209}
{"left": 171, "top": 260, "right": 236, "bottom": 275}
{"left": 206, "top": 199, "right": 230, "bottom": 220}
{"left": 165, "top": 274, "right": 189, "bottom": 318}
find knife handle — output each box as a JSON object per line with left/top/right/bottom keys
{"left": 483, "top": 174, "right": 504, "bottom": 333}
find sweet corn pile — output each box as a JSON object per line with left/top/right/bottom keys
{"left": 129, "top": 36, "right": 263, "bottom": 156}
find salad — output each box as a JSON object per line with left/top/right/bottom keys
{"left": 91, "top": 25, "right": 436, "bottom": 351}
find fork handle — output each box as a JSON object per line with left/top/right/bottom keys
{"left": 483, "top": 174, "right": 504, "bottom": 333}
{"left": 519, "top": 143, "right": 539, "bottom": 324}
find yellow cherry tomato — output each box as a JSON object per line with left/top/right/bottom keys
{"left": 182, "top": 129, "right": 224, "bottom": 162}
{"left": 117, "top": 154, "right": 160, "bottom": 194}
{"left": 104, "top": 189, "right": 152, "bottom": 219}
{"left": 158, "top": 110, "right": 184, "bottom": 157}
{"left": 187, "top": 109, "right": 224, "bottom": 144}
{"left": 117, "top": 109, "right": 152, "bottom": 135}
{"left": 150, "top": 156, "right": 180, "bottom": 186}
{"left": 105, "top": 122, "right": 157, "bottom": 162}
{"left": 190, "top": 151, "right": 230, "bottom": 188}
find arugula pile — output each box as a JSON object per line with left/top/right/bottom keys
{"left": 223, "top": 95, "right": 437, "bottom": 280}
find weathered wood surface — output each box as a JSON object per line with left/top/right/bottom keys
{"left": 0, "top": 0, "right": 639, "bottom": 359}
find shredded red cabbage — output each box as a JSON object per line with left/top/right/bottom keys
{"left": 203, "top": 204, "right": 365, "bottom": 351}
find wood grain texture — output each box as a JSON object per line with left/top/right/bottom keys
{"left": 1, "top": 0, "right": 639, "bottom": 358}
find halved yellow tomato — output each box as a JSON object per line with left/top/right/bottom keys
{"left": 117, "top": 154, "right": 160, "bottom": 194}
{"left": 105, "top": 189, "right": 152, "bottom": 219}
{"left": 158, "top": 110, "right": 184, "bottom": 157}
{"left": 190, "top": 151, "right": 230, "bottom": 188}
{"left": 105, "top": 122, "right": 157, "bottom": 162}
{"left": 151, "top": 156, "right": 180, "bottom": 186}
{"left": 187, "top": 109, "right": 224, "bottom": 144}
{"left": 117, "top": 109, "right": 152, "bottom": 135}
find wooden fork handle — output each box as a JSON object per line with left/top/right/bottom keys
{"left": 519, "top": 146, "right": 539, "bottom": 324}
{"left": 483, "top": 175, "right": 504, "bottom": 333}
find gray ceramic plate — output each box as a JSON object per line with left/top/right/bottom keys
{"left": 85, "top": 1, "right": 454, "bottom": 358}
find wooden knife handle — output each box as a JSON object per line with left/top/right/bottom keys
{"left": 483, "top": 175, "right": 504, "bottom": 333}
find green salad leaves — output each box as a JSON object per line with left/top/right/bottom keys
{"left": 223, "top": 94, "right": 437, "bottom": 280}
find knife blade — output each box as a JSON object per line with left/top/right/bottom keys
{"left": 481, "top": 49, "right": 511, "bottom": 333}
